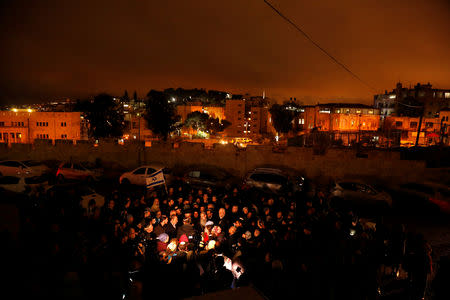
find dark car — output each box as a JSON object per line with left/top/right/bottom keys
{"left": 181, "top": 165, "right": 239, "bottom": 191}
{"left": 330, "top": 180, "right": 393, "bottom": 213}
{"left": 385, "top": 181, "right": 450, "bottom": 215}
{"left": 242, "top": 167, "right": 306, "bottom": 195}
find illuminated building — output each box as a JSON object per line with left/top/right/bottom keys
{"left": 440, "top": 108, "right": 450, "bottom": 145}
{"left": 224, "top": 99, "right": 272, "bottom": 137}
{"left": 374, "top": 82, "right": 450, "bottom": 117}
{"left": 0, "top": 110, "right": 87, "bottom": 145}
{"left": 383, "top": 116, "right": 442, "bottom": 146}
{"left": 296, "top": 103, "right": 380, "bottom": 145}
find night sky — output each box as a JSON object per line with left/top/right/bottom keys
{"left": 1, "top": 0, "right": 449, "bottom": 105}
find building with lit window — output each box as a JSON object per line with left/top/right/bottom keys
{"left": 295, "top": 103, "right": 380, "bottom": 145}
{"left": 374, "top": 82, "right": 450, "bottom": 117}
{"left": 0, "top": 110, "right": 87, "bottom": 145}
{"left": 224, "top": 99, "right": 272, "bottom": 138}
{"left": 383, "top": 116, "right": 442, "bottom": 146}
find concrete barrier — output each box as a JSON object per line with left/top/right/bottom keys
{"left": 0, "top": 142, "right": 436, "bottom": 183}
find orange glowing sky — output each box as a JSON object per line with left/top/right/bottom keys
{"left": 0, "top": 0, "right": 449, "bottom": 105}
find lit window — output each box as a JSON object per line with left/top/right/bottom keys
{"left": 356, "top": 110, "right": 361, "bottom": 114}
{"left": 368, "top": 110, "right": 373, "bottom": 114}
{"left": 445, "top": 92, "right": 450, "bottom": 99}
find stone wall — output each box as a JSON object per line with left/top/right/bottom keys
{"left": 0, "top": 142, "right": 437, "bottom": 183}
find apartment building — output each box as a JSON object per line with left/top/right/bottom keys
{"left": 298, "top": 104, "right": 380, "bottom": 132}
{"left": 383, "top": 116, "right": 442, "bottom": 146}
{"left": 224, "top": 99, "right": 272, "bottom": 137}
{"left": 0, "top": 110, "right": 86, "bottom": 145}
{"left": 374, "top": 82, "right": 450, "bottom": 117}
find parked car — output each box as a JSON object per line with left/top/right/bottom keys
{"left": 387, "top": 181, "right": 450, "bottom": 214}
{"left": 241, "top": 167, "right": 305, "bottom": 195}
{"left": 56, "top": 162, "right": 103, "bottom": 183}
{"left": 47, "top": 183, "right": 105, "bottom": 209}
{"left": 21, "top": 160, "right": 51, "bottom": 175}
{"left": 0, "top": 175, "right": 52, "bottom": 194}
{"left": 0, "top": 160, "right": 48, "bottom": 177}
{"left": 330, "top": 180, "right": 393, "bottom": 209}
{"left": 78, "top": 186, "right": 105, "bottom": 209}
{"left": 119, "top": 164, "right": 173, "bottom": 186}
{"left": 181, "top": 165, "right": 238, "bottom": 191}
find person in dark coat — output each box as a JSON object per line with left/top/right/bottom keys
{"left": 154, "top": 215, "right": 168, "bottom": 236}
{"left": 166, "top": 215, "right": 178, "bottom": 239}
{"left": 177, "top": 217, "right": 196, "bottom": 239}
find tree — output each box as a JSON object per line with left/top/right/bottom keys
{"left": 207, "top": 118, "right": 231, "bottom": 134}
{"left": 184, "top": 112, "right": 231, "bottom": 136}
{"left": 185, "top": 111, "right": 209, "bottom": 131}
{"left": 145, "top": 90, "right": 180, "bottom": 141}
{"left": 269, "top": 104, "right": 295, "bottom": 135}
{"left": 84, "top": 93, "right": 124, "bottom": 139}
{"left": 133, "top": 91, "right": 138, "bottom": 101}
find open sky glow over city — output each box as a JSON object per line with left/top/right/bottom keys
{"left": 1, "top": 0, "right": 449, "bottom": 105}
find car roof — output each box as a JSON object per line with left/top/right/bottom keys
{"left": 135, "top": 164, "right": 165, "bottom": 170}
{"left": 400, "top": 181, "right": 450, "bottom": 190}
{"left": 0, "top": 176, "right": 22, "bottom": 180}
{"left": 250, "top": 168, "right": 286, "bottom": 175}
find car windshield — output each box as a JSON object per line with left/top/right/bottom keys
{"left": 25, "top": 176, "right": 47, "bottom": 184}
{"left": 22, "top": 160, "right": 42, "bottom": 167}
{"left": 73, "top": 163, "right": 86, "bottom": 171}
{"left": 338, "top": 182, "right": 357, "bottom": 190}
{"left": 251, "top": 173, "right": 287, "bottom": 185}
{"left": 78, "top": 186, "right": 95, "bottom": 196}
{"left": 0, "top": 176, "right": 20, "bottom": 184}
{"left": 437, "top": 188, "right": 450, "bottom": 198}
{"left": 401, "top": 183, "right": 434, "bottom": 195}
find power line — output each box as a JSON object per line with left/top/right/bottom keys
{"left": 394, "top": 100, "right": 423, "bottom": 108}
{"left": 263, "top": 0, "right": 376, "bottom": 92}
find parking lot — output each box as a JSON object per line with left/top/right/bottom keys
{"left": 1, "top": 159, "right": 449, "bottom": 299}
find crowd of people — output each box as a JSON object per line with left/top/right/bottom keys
{"left": 2, "top": 178, "right": 437, "bottom": 300}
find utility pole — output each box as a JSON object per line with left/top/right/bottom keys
{"left": 138, "top": 114, "right": 141, "bottom": 165}
{"left": 415, "top": 108, "right": 424, "bottom": 147}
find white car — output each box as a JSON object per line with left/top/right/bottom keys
{"left": 0, "top": 160, "right": 47, "bottom": 177}
{"left": 0, "top": 175, "right": 52, "bottom": 194}
{"left": 79, "top": 186, "right": 105, "bottom": 209}
{"left": 119, "top": 165, "right": 172, "bottom": 186}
